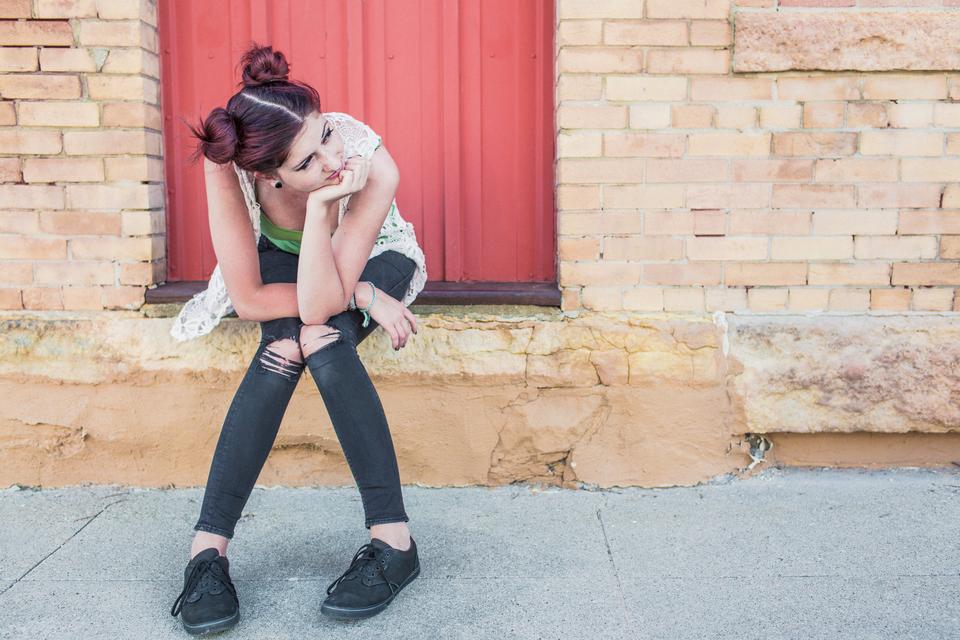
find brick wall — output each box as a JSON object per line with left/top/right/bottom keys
{"left": 557, "top": 0, "right": 960, "bottom": 313}
{"left": 0, "top": 0, "right": 164, "bottom": 311}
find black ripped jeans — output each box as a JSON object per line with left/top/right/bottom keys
{"left": 193, "top": 234, "right": 418, "bottom": 539}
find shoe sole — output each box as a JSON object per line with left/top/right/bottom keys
{"left": 320, "top": 562, "right": 420, "bottom": 621}
{"left": 180, "top": 609, "right": 240, "bottom": 636}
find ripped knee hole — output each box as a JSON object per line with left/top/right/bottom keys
{"left": 300, "top": 324, "right": 341, "bottom": 357}
{"left": 259, "top": 337, "right": 303, "bottom": 379}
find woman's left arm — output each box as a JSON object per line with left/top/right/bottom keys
{"left": 328, "top": 144, "right": 400, "bottom": 312}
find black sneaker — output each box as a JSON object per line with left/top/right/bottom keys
{"left": 320, "top": 537, "right": 420, "bottom": 620}
{"left": 170, "top": 547, "right": 240, "bottom": 635}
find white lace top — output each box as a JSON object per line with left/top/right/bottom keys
{"left": 169, "top": 111, "right": 428, "bottom": 342}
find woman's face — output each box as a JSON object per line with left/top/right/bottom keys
{"left": 270, "top": 111, "right": 344, "bottom": 192}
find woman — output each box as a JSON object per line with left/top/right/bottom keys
{"left": 167, "top": 43, "right": 427, "bottom": 634}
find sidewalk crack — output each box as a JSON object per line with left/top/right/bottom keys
{"left": 596, "top": 495, "right": 630, "bottom": 627}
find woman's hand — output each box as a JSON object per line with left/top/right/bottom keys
{"left": 305, "top": 154, "right": 372, "bottom": 214}
{"left": 361, "top": 285, "right": 418, "bottom": 350}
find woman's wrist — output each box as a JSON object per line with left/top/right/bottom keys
{"left": 353, "top": 281, "right": 376, "bottom": 309}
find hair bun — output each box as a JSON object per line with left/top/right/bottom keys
{"left": 240, "top": 43, "right": 290, "bottom": 87}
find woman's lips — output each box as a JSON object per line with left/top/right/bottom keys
{"left": 328, "top": 163, "right": 343, "bottom": 179}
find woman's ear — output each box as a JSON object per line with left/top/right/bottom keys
{"left": 252, "top": 170, "right": 278, "bottom": 183}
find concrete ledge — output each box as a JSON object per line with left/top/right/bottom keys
{"left": 0, "top": 308, "right": 957, "bottom": 488}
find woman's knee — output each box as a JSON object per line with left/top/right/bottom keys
{"left": 258, "top": 337, "right": 303, "bottom": 381}
{"left": 300, "top": 322, "right": 343, "bottom": 358}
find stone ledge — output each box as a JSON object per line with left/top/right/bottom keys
{"left": 734, "top": 12, "right": 960, "bottom": 72}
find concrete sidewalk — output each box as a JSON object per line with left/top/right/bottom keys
{"left": 0, "top": 467, "right": 958, "bottom": 639}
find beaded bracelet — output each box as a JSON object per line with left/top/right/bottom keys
{"left": 348, "top": 281, "right": 377, "bottom": 327}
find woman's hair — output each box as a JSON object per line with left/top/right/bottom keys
{"left": 185, "top": 42, "right": 322, "bottom": 173}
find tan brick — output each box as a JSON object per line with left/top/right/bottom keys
{"left": 772, "top": 132, "right": 857, "bottom": 156}
{"left": 557, "top": 185, "right": 600, "bottom": 210}
{"left": 772, "top": 236, "right": 852, "bottom": 260}
{"left": 898, "top": 210, "right": 960, "bottom": 234}
{"left": 687, "top": 237, "right": 767, "bottom": 260}
{"left": 847, "top": 103, "right": 887, "bottom": 128}
{"left": 671, "top": 104, "right": 714, "bottom": 128}
{"left": 604, "top": 21, "right": 687, "bottom": 46}
{"left": 559, "top": 20, "right": 602, "bottom": 46}
{"left": 645, "top": 48, "right": 730, "bottom": 75}
{"left": 855, "top": 236, "right": 937, "bottom": 260}
{"left": 747, "top": 288, "right": 788, "bottom": 311}
{"left": 827, "top": 288, "right": 870, "bottom": 312}
{"left": 104, "top": 155, "right": 163, "bottom": 181}
{"left": 948, "top": 134, "right": 960, "bottom": 155}
{"left": 0, "top": 45, "right": 38, "bottom": 71}
{"left": 934, "top": 103, "right": 960, "bottom": 128}
{"left": 559, "top": 237, "right": 600, "bottom": 260}
{"left": 78, "top": 19, "right": 146, "bottom": 46}
{"left": 558, "top": 47, "right": 643, "bottom": 73}
{"left": 857, "top": 184, "right": 941, "bottom": 208}
{"left": 729, "top": 211, "right": 810, "bottom": 235}
{"left": 17, "top": 100, "right": 99, "bottom": 127}
{"left": 647, "top": 0, "right": 730, "bottom": 19}
{"left": 66, "top": 183, "right": 163, "bottom": 209}
{"left": 560, "top": 261, "right": 642, "bottom": 286}
{"left": 0, "top": 184, "right": 63, "bottom": 209}
{"left": 892, "top": 262, "right": 960, "bottom": 286}
{"left": 22, "top": 286, "right": 63, "bottom": 309}
{"left": 690, "top": 20, "right": 732, "bottom": 46}
{"left": 38, "top": 47, "right": 97, "bottom": 72}
{"left": 687, "top": 184, "right": 770, "bottom": 209}
{"left": 604, "top": 236, "right": 684, "bottom": 260}
{"left": 35, "top": 0, "right": 97, "bottom": 18}
{"left": 715, "top": 105, "right": 756, "bottom": 129}
{"left": 597, "top": 211, "right": 646, "bottom": 234}
{"left": 788, "top": 291, "right": 828, "bottom": 313}
{"left": 688, "top": 131, "right": 770, "bottom": 156}
{"left": 581, "top": 285, "right": 622, "bottom": 310}
{"left": 557, "top": 105, "right": 627, "bottom": 129}
{"left": 558, "top": 132, "right": 602, "bottom": 158}
{"left": 642, "top": 263, "right": 723, "bottom": 285}
{"left": 809, "top": 263, "right": 890, "bottom": 285}
{"left": 0, "top": 210, "right": 38, "bottom": 234}
{"left": 0, "top": 287, "right": 23, "bottom": 309}
{"left": 0, "top": 20, "right": 73, "bottom": 46}
{"left": 558, "top": 212, "right": 602, "bottom": 235}
{"left": 63, "top": 130, "right": 161, "bottom": 155}
{"left": 814, "top": 158, "right": 898, "bottom": 183}
{"left": 802, "top": 102, "right": 844, "bottom": 128}
{"left": 23, "top": 158, "right": 104, "bottom": 183}
{"left": 705, "top": 286, "right": 748, "bottom": 311}
{"left": 860, "top": 131, "right": 942, "bottom": 156}
{"left": 870, "top": 287, "right": 911, "bottom": 311}
{"left": 886, "top": 103, "right": 934, "bottom": 128}
{"left": 777, "top": 76, "right": 860, "bottom": 101}
{"left": 557, "top": 75, "right": 602, "bottom": 100}
{"left": 944, "top": 184, "right": 960, "bottom": 208}
{"left": 86, "top": 75, "right": 158, "bottom": 102}
{"left": 628, "top": 104, "right": 672, "bottom": 129}
{"left": 645, "top": 211, "right": 694, "bottom": 235}
{"left": 606, "top": 76, "right": 687, "bottom": 101}
{"left": 604, "top": 132, "right": 685, "bottom": 158}
{"left": 0, "top": 235, "right": 66, "bottom": 259}
{"left": 812, "top": 210, "right": 897, "bottom": 235}
{"left": 911, "top": 287, "right": 955, "bottom": 311}
{"left": 605, "top": 184, "right": 684, "bottom": 208}
{"left": 69, "top": 236, "right": 156, "bottom": 260}
{"left": 558, "top": 158, "right": 643, "bottom": 184}
{"left": 60, "top": 285, "right": 103, "bottom": 309}
{"left": 690, "top": 77, "right": 771, "bottom": 100}
{"left": 646, "top": 159, "right": 728, "bottom": 183}
{"left": 732, "top": 159, "right": 813, "bottom": 182}
{"left": 39, "top": 210, "right": 120, "bottom": 234}
{"left": 0, "top": 0, "right": 31, "bottom": 18}
{"left": 942, "top": 236, "right": 960, "bottom": 259}
{"left": 559, "top": 0, "right": 645, "bottom": 18}
{"left": 0, "top": 157, "right": 20, "bottom": 181}
{"left": 561, "top": 287, "right": 581, "bottom": 311}
{"left": 759, "top": 104, "right": 802, "bottom": 129}
{"left": 34, "top": 260, "right": 114, "bottom": 285}
{"left": 901, "top": 159, "right": 960, "bottom": 182}
{"left": 622, "top": 287, "right": 664, "bottom": 311}
{"left": 96, "top": 0, "right": 155, "bottom": 21}
{"left": 0, "top": 262, "right": 32, "bottom": 284}
{"left": 663, "top": 287, "right": 704, "bottom": 311}
{"left": 0, "top": 73, "right": 80, "bottom": 98}
{"left": 0, "top": 101, "right": 14, "bottom": 125}
{"left": 101, "top": 48, "right": 159, "bottom": 78}
{"left": 690, "top": 209, "right": 725, "bottom": 235}
{"left": 120, "top": 210, "right": 164, "bottom": 236}
{"left": 772, "top": 184, "right": 856, "bottom": 209}
{"left": 0, "top": 128, "right": 61, "bottom": 154}
{"left": 862, "top": 75, "right": 947, "bottom": 100}
{"left": 726, "top": 262, "right": 806, "bottom": 286}
{"left": 101, "top": 284, "right": 144, "bottom": 309}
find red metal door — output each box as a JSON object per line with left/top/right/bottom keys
{"left": 159, "top": 0, "right": 556, "bottom": 286}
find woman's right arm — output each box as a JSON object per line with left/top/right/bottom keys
{"left": 203, "top": 157, "right": 299, "bottom": 321}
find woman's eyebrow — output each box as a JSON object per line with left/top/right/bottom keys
{"left": 293, "top": 121, "right": 330, "bottom": 169}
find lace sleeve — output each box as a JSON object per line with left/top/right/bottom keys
{"left": 325, "top": 112, "right": 383, "bottom": 220}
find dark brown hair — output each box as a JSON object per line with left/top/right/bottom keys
{"left": 185, "top": 42, "right": 322, "bottom": 174}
